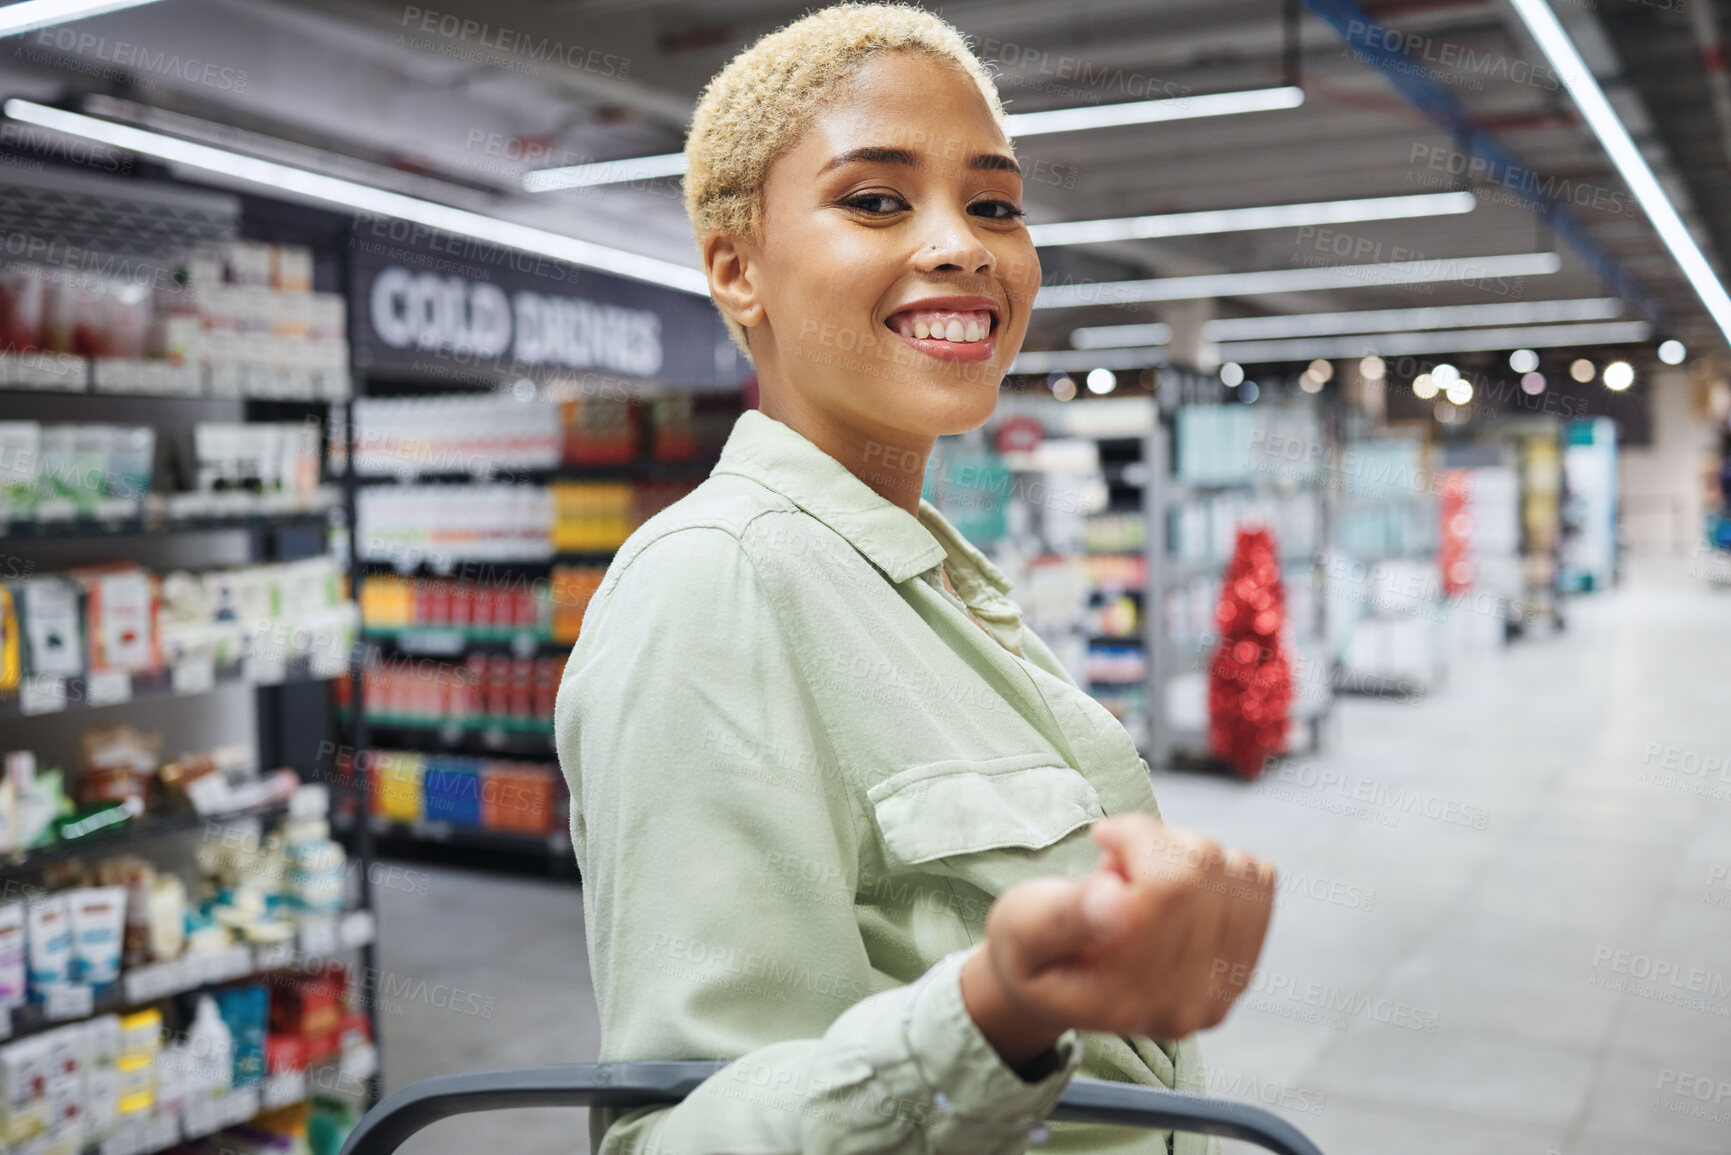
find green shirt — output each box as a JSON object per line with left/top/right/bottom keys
{"left": 556, "top": 409, "right": 1215, "bottom": 1154}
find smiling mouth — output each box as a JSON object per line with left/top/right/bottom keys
{"left": 882, "top": 308, "right": 998, "bottom": 345}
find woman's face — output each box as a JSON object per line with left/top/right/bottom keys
{"left": 729, "top": 51, "right": 1040, "bottom": 446}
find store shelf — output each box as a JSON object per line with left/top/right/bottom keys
{"left": 359, "top": 551, "right": 615, "bottom": 575}
{"left": 350, "top": 459, "right": 718, "bottom": 485}
{"left": 0, "top": 354, "right": 348, "bottom": 403}
{"left": 359, "top": 815, "right": 569, "bottom": 857}
{"left": 348, "top": 717, "right": 557, "bottom": 759}
{"left": 0, "top": 908, "right": 375, "bottom": 1045}
{"left": 0, "top": 655, "right": 340, "bottom": 721}
{"left": 1, "top": 508, "right": 333, "bottom": 542}
{"left": 0, "top": 800, "right": 291, "bottom": 874}
{"left": 362, "top": 628, "right": 567, "bottom": 657}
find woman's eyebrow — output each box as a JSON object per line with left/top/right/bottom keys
{"left": 819, "top": 146, "right": 1022, "bottom": 176}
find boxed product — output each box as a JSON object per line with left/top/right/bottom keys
{"left": 369, "top": 752, "right": 425, "bottom": 825}
{"left": 15, "top": 578, "right": 84, "bottom": 679}
{"left": 214, "top": 985, "right": 269, "bottom": 1088}
{"left": 0, "top": 422, "right": 39, "bottom": 521}
{"left": 422, "top": 757, "right": 480, "bottom": 827}
{"left": 72, "top": 566, "right": 158, "bottom": 674}
{"left": 480, "top": 762, "right": 557, "bottom": 835}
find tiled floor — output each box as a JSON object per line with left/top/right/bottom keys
{"left": 375, "top": 557, "right": 1731, "bottom": 1154}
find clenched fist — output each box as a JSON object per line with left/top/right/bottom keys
{"left": 960, "top": 813, "right": 1277, "bottom": 1068}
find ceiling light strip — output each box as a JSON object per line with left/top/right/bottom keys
{"left": 1029, "top": 191, "right": 1475, "bottom": 247}
{"left": 2, "top": 99, "right": 710, "bottom": 295}
{"left": 1217, "top": 320, "right": 1652, "bottom": 362}
{"left": 1034, "top": 252, "right": 1562, "bottom": 309}
{"left": 0, "top": 0, "right": 164, "bottom": 38}
{"left": 1507, "top": 0, "right": 1731, "bottom": 344}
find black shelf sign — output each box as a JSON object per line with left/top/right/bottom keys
{"left": 349, "top": 221, "right": 745, "bottom": 390}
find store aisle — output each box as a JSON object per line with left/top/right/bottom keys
{"left": 374, "top": 560, "right": 1727, "bottom": 1155}
{"left": 375, "top": 865, "right": 601, "bottom": 1155}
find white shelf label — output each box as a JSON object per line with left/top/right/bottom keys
{"left": 180, "top": 1093, "right": 220, "bottom": 1139}
{"left": 262, "top": 1069, "right": 307, "bottom": 1110}
{"left": 255, "top": 941, "right": 295, "bottom": 971}
{"left": 221, "top": 1086, "right": 260, "bottom": 1126}
{"left": 87, "top": 669, "right": 132, "bottom": 707}
{"left": 299, "top": 915, "right": 339, "bottom": 959}
{"left": 144, "top": 1104, "right": 180, "bottom": 1150}
{"left": 20, "top": 675, "right": 67, "bottom": 715}
{"left": 244, "top": 647, "right": 287, "bottom": 686}
{"left": 172, "top": 658, "right": 217, "bottom": 696}
{"left": 45, "top": 982, "right": 94, "bottom": 1020}
{"left": 339, "top": 909, "right": 376, "bottom": 949}
{"left": 102, "top": 1114, "right": 147, "bottom": 1155}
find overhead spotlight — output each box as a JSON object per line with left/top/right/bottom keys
{"left": 1445, "top": 378, "right": 1474, "bottom": 405}
{"left": 1360, "top": 355, "right": 1386, "bottom": 381}
{"left": 1086, "top": 367, "right": 1117, "bottom": 394}
{"left": 1521, "top": 372, "right": 1546, "bottom": 395}
{"left": 1220, "top": 362, "right": 1245, "bottom": 387}
{"left": 1658, "top": 339, "right": 1686, "bottom": 365}
{"left": 1307, "top": 359, "right": 1335, "bottom": 383}
{"left": 1412, "top": 373, "right": 1439, "bottom": 400}
{"left": 1570, "top": 358, "right": 1596, "bottom": 383}
{"left": 1435, "top": 399, "right": 1464, "bottom": 424}
{"left": 1240, "top": 381, "right": 1261, "bottom": 403}
{"left": 1431, "top": 363, "right": 1460, "bottom": 387}
{"left": 1510, "top": 348, "right": 1540, "bottom": 373}
{"left": 1603, "top": 361, "right": 1634, "bottom": 391}
{"left": 1299, "top": 372, "right": 1325, "bottom": 394}
{"left": 1052, "top": 375, "right": 1078, "bottom": 401}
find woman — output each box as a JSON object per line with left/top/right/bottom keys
{"left": 554, "top": 6, "right": 1277, "bottom": 1152}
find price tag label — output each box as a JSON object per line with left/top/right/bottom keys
{"left": 339, "top": 910, "right": 376, "bottom": 949}
{"left": 300, "top": 916, "right": 339, "bottom": 959}
{"left": 124, "top": 963, "right": 170, "bottom": 1005}
{"left": 181, "top": 1093, "right": 219, "bottom": 1139}
{"left": 206, "top": 945, "right": 253, "bottom": 984}
{"left": 102, "top": 1114, "right": 146, "bottom": 1155}
{"left": 45, "top": 983, "right": 94, "bottom": 1020}
{"left": 87, "top": 669, "right": 132, "bottom": 707}
{"left": 244, "top": 647, "right": 287, "bottom": 686}
{"left": 255, "top": 941, "right": 295, "bottom": 971}
{"left": 223, "top": 1086, "right": 260, "bottom": 1125}
{"left": 20, "top": 676, "right": 67, "bottom": 715}
{"left": 172, "top": 657, "right": 217, "bottom": 696}
{"left": 145, "top": 1103, "right": 180, "bottom": 1149}
{"left": 263, "top": 1069, "right": 308, "bottom": 1110}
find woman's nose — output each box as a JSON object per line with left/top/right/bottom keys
{"left": 912, "top": 212, "right": 995, "bottom": 276}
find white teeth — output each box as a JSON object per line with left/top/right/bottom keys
{"left": 900, "top": 322, "right": 912, "bottom": 337}
{"left": 964, "top": 321, "right": 982, "bottom": 342}
{"left": 945, "top": 320, "right": 965, "bottom": 342}
{"left": 913, "top": 320, "right": 930, "bottom": 339}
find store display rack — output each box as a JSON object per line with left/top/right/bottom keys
{"left": 0, "top": 166, "right": 385, "bottom": 1138}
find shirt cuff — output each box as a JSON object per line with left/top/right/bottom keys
{"left": 905, "top": 949, "right": 1082, "bottom": 1127}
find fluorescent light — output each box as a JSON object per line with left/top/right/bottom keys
{"left": 1508, "top": 0, "right": 1731, "bottom": 344}
{"left": 1004, "top": 86, "right": 1305, "bottom": 137}
{"left": 1071, "top": 322, "right": 1172, "bottom": 349}
{"left": 524, "top": 152, "right": 688, "bottom": 193}
{"left": 3, "top": 99, "right": 710, "bottom": 295}
{"left": 1029, "top": 191, "right": 1474, "bottom": 248}
{"left": 526, "top": 86, "right": 1307, "bottom": 192}
{"left": 0, "top": 0, "right": 164, "bottom": 37}
{"left": 1034, "top": 252, "right": 1562, "bottom": 309}
{"left": 1216, "top": 320, "right": 1651, "bottom": 363}
{"left": 1010, "top": 346, "right": 1168, "bottom": 374}
{"left": 1204, "top": 298, "right": 1622, "bottom": 341}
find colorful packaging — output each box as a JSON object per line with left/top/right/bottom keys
{"left": 67, "top": 886, "right": 126, "bottom": 985}
{"left": 0, "top": 902, "right": 25, "bottom": 1006}
{"left": 214, "top": 984, "right": 268, "bottom": 1088}
{"left": 76, "top": 567, "right": 158, "bottom": 674}
{"left": 25, "top": 895, "right": 72, "bottom": 991}
{"left": 16, "top": 578, "right": 83, "bottom": 679}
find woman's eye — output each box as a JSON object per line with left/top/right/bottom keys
{"left": 844, "top": 193, "right": 909, "bottom": 215}
{"left": 971, "top": 199, "right": 1027, "bottom": 222}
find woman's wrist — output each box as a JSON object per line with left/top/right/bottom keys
{"left": 959, "top": 945, "right": 1069, "bottom": 1071}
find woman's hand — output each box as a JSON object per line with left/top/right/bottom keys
{"left": 959, "top": 813, "right": 1277, "bottom": 1068}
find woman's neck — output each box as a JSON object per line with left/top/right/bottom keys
{"left": 758, "top": 392, "right": 932, "bottom": 516}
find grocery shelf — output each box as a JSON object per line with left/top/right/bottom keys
{"left": 362, "top": 629, "right": 568, "bottom": 658}
{"left": 0, "top": 508, "right": 333, "bottom": 542}
{"left": 347, "top": 718, "right": 557, "bottom": 759}
{"left": 0, "top": 655, "right": 340, "bottom": 722}
{"left": 0, "top": 800, "right": 291, "bottom": 875}
{"left": 0, "top": 908, "right": 376, "bottom": 1045}
{"left": 349, "top": 459, "right": 718, "bottom": 486}
{"left": 0, "top": 353, "right": 348, "bottom": 403}
{"left": 358, "top": 551, "right": 615, "bottom": 575}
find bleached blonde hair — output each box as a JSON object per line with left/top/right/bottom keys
{"left": 683, "top": 3, "right": 1009, "bottom": 358}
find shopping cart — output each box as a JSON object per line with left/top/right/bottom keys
{"left": 337, "top": 1060, "right": 1327, "bottom": 1155}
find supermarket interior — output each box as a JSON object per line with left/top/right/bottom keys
{"left": 0, "top": 0, "right": 1728, "bottom": 1153}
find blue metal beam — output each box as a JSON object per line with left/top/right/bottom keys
{"left": 1302, "top": 0, "right": 1665, "bottom": 327}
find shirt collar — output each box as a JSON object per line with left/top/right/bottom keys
{"left": 711, "top": 409, "right": 948, "bottom": 584}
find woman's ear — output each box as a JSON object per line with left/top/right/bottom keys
{"left": 702, "top": 230, "right": 766, "bottom": 332}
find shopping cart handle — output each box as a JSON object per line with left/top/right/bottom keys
{"left": 337, "top": 1060, "right": 1326, "bottom": 1155}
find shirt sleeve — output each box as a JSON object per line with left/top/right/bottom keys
{"left": 556, "top": 524, "right": 1082, "bottom": 1155}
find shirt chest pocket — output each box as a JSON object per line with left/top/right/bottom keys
{"left": 865, "top": 752, "right": 1107, "bottom": 894}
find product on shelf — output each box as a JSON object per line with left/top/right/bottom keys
{"left": 184, "top": 422, "right": 325, "bottom": 515}
{"left": 359, "top": 575, "right": 550, "bottom": 638}
{"left": 340, "top": 655, "right": 560, "bottom": 732}
{"left": 353, "top": 394, "right": 560, "bottom": 477}
{"left": 0, "top": 423, "right": 156, "bottom": 523}
{"left": 362, "top": 751, "right": 559, "bottom": 836}
{"left": 561, "top": 396, "right": 637, "bottom": 465}
{"left": 549, "top": 565, "right": 605, "bottom": 644}
{"left": 551, "top": 481, "right": 634, "bottom": 552}
{"left": 647, "top": 394, "right": 736, "bottom": 462}
{"left": 357, "top": 484, "right": 553, "bottom": 564}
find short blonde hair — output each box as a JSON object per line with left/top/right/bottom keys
{"left": 683, "top": 2, "right": 1009, "bottom": 358}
